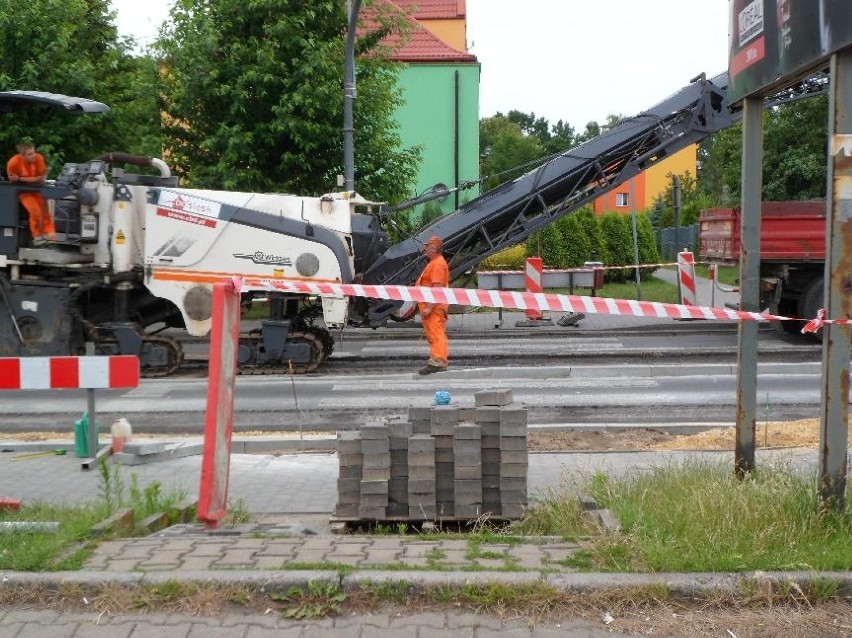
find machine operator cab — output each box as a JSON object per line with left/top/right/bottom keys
{"left": 0, "top": 91, "right": 180, "bottom": 266}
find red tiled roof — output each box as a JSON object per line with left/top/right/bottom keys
{"left": 384, "top": 23, "right": 476, "bottom": 62}
{"left": 395, "top": 0, "right": 466, "bottom": 20}
{"left": 362, "top": 0, "right": 476, "bottom": 63}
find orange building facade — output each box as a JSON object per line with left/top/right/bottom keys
{"left": 592, "top": 144, "right": 697, "bottom": 214}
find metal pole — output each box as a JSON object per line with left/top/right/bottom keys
{"left": 818, "top": 50, "right": 851, "bottom": 512}
{"left": 343, "top": 0, "right": 362, "bottom": 192}
{"left": 629, "top": 179, "right": 641, "bottom": 300}
{"left": 85, "top": 341, "right": 97, "bottom": 458}
{"left": 735, "top": 96, "right": 764, "bottom": 479}
{"left": 672, "top": 175, "right": 682, "bottom": 300}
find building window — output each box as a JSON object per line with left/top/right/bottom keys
{"left": 615, "top": 193, "right": 629, "bottom": 207}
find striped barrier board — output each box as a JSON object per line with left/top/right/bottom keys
{"left": 0, "top": 355, "right": 139, "bottom": 390}
{"left": 524, "top": 257, "right": 544, "bottom": 320}
{"left": 677, "top": 251, "right": 697, "bottom": 306}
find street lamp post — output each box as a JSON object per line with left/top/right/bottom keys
{"left": 343, "top": 0, "right": 362, "bottom": 192}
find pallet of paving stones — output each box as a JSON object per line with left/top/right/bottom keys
{"left": 333, "top": 388, "right": 528, "bottom": 528}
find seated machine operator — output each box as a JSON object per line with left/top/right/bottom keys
{"left": 6, "top": 139, "right": 56, "bottom": 246}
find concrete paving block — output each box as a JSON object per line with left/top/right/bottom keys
{"left": 430, "top": 406, "right": 459, "bottom": 426}
{"left": 501, "top": 504, "right": 526, "bottom": 519}
{"left": 407, "top": 435, "right": 434, "bottom": 454}
{"left": 457, "top": 406, "right": 476, "bottom": 422}
{"left": 361, "top": 425, "right": 389, "bottom": 440}
{"left": 474, "top": 406, "right": 501, "bottom": 423}
{"left": 500, "top": 463, "right": 529, "bottom": 479}
{"left": 433, "top": 435, "right": 454, "bottom": 449}
{"left": 389, "top": 422, "right": 413, "bottom": 439}
{"left": 454, "top": 504, "right": 482, "bottom": 519}
{"left": 358, "top": 506, "right": 387, "bottom": 519}
{"left": 408, "top": 465, "right": 435, "bottom": 481}
{"left": 338, "top": 464, "right": 363, "bottom": 479}
{"left": 408, "top": 450, "right": 435, "bottom": 465}
{"left": 435, "top": 462, "right": 454, "bottom": 478}
{"left": 360, "top": 480, "right": 389, "bottom": 495}
{"left": 453, "top": 452, "right": 482, "bottom": 466}
{"left": 337, "top": 478, "right": 361, "bottom": 493}
{"left": 498, "top": 403, "right": 527, "bottom": 418}
{"left": 499, "top": 478, "right": 527, "bottom": 492}
{"left": 361, "top": 439, "right": 390, "bottom": 455}
{"left": 362, "top": 466, "right": 391, "bottom": 481}
{"left": 454, "top": 424, "right": 481, "bottom": 439}
{"left": 362, "top": 454, "right": 391, "bottom": 469}
{"left": 408, "top": 406, "right": 432, "bottom": 422}
{"left": 338, "top": 452, "right": 363, "bottom": 466}
{"left": 453, "top": 465, "right": 482, "bottom": 480}
{"left": 122, "top": 441, "right": 167, "bottom": 455}
{"left": 500, "top": 450, "right": 529, "bottom": 464}
{"left": 408, "top": 479, "right": 436, "bottom": 494}
{"left": 334, "top": 504, "right": 360, "bottom": 518}
{"left": 360, "top": 494, "right": 389, "bottom": 508}
{"left": 474, "top": 388, "right": 514, "bottom": 407}
{"left": 498, "top": 436, "right": 528, "bottom": 451}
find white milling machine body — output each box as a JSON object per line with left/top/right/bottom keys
{"left": 0, "top": 93, "right": 388, "bottom": 375}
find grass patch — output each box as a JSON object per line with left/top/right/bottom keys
{"left": 518, "top": 460, "right": 852, "bottom": 572}
{"left": 597, "top": 277, "right": 680, "bottom": 304}
{"left": 0, "top": 460, "right": 186, "bottom": 571}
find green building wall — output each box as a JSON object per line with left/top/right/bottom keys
{"left": 395, "top": 63, "right": 481, "bottom": 217}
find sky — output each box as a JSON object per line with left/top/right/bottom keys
{"left": 112, "top": 0, "right": 732, "bottom": 129}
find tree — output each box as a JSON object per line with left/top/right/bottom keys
{"left": 154, "top": 0, "right": 419, "bottom": 203}
{"left": 0, "top": 0, "right": 163, "bottom": 169}
{"left": 479, "top": 115, "right": 544, "bottom": 189}
{"left": 699, "top": 96, "right": 829, "bottom": 202}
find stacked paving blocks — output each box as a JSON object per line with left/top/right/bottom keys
{"left": 498, "top": 402, "right": 529, "bottom": 518}
{"left": 334, "top": 431, "right": 362, "bottom": 518}
{"left": 407, "top": 434, "right": 436, "bottom": 519}
{"left": 388, "top": 421, "right": 412, "bottom": 517}
{"left": 453, "top": 423, "right": 482, "bottom": 519}
{"left": 334, "top": 389, "right": 528, "bottom": 522}
{"left": 431, "top": 406, "right": 457, "bottom": 518}
{"left": 359, "top": 424, "right": 390, "bottom": 519}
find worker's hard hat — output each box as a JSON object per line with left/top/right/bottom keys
{"left": 425, "top": 235, "right": 443, "bottom": 248}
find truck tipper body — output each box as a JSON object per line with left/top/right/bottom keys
{"left": 699, "top": 201, "right": 827, "bottom": 333}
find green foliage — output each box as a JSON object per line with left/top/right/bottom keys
{"left": 650, "top": 171, "right": 712, "bottom": 229}
{"left": 522, "top": 208, "right": 655, "bottom": 283}
{"left": 273, "top": 581, "right": 347, "bottom": 618}
{"left": 598, "top": 213, "right": 634, "bottom": 282}
{"left": 699, "top": 96, "right": 829, "bottom": 202}
{"left": 479, "top": 115, "right": 545, "bottom": 189}
{"left": 0, "top": 0, "right": 163, "bottom": 169}
{"left": 155, "top": 0, "right": 419, "bottom": 202}
{"left": 479, "top": 245, "right": 526, "bottom": 270}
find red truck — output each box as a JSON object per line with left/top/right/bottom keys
{"left": 699, "top": 201, "right": 826, "bottom": 335}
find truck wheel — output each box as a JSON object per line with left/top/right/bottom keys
{"left": 779, "top": 300, "right": 804, "bottom": 335}
{"left": 799, "top": 277, "right": 824, "bottom": 342}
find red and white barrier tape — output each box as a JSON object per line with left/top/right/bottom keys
{"left": 240, "top": 277, "right": 851, "bottom": 330}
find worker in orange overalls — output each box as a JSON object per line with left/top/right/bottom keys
{"left": 6, "top": 140, "right": 56, "bottom": 246}
{"left": 416, "top": 235, "right": 450, "bottom": 375}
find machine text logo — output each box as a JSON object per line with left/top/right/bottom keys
{"left": 233, "top": 251, "right": 293, "bottom": 266}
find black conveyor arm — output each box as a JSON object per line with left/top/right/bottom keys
{"left": 360, "top": 70, "right": 828, "bottom": 326}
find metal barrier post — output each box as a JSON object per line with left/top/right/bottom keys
{"left": 85, "top": 342, "right": 97, "bottom": 460}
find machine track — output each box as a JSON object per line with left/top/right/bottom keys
{"left": 96, "top": 333, "right": 184, "bottom": 378}
{"left": 236, "top": 329, "right": 326, "bottom": 375}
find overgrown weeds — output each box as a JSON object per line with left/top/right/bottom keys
{"left": 519, "top": 459, "right": 852, "bottom": 572}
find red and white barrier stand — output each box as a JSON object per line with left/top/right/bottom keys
{"left": 0, "top": 353, "right": 139, "bottom": 470}
{"left": 677, "top": 250, "right": 697, "bottom": 306}
{"left": 197, "top": 277, "right": 242, "bottom": 530}
{"left": 516, "top": 257, "right": 553, "bottom": 326}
